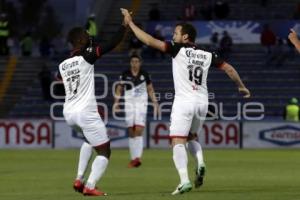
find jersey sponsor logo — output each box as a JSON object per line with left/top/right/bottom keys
{"left": 185, "top": 49, "right": 207, "bottom": 60}
{"left": 186, "top": 49, "right": 207, "bottom": 67}
{"left": 61, "top": 60, "right": 79, "bottom": 71}
{"left": 259, "top": 125, "right": 300, "bottom": 146}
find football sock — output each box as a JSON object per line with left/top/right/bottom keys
{"left": 85, "top": 156, "right": 109, "bottom": 189}
{"left": 135, "top": 136, "right": 143, "bottom": 159}
{"left": 173, "top": 144, "right": 190, "bottom": 184}
{"left": 129, "top": 137, "right": 136, "bottom": 160}
{"left": 187, "top": 140, "right": 204, "bottom": 167}
{"left": 76, "top": 142, "right": 92, "bottom": 181}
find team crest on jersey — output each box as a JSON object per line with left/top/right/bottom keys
{"left": 140, "top": 75, "right": 145, "bottom": 81}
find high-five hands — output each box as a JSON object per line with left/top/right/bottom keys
{"left": 120, "top": 8, "right": 132, "bottom": 26}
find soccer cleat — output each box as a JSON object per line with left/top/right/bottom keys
{"left": 73, "top": 179, "right": 84, "bottom": 193}
{"left": 83, "top": 187, "right": 107, "bottom": 196}
{"left": 194, "top": 164, "right": 206, "bottom": 188}
{"left": 128, "top": 158, "right": 142, "bottom": 168}
{"left": 171, "top": 182, "right": 192, "bottom": 195}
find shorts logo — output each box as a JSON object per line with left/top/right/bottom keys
{"left": 259, "top": 125, "right": 300, "bottom": 146}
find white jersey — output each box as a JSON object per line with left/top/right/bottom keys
{"left": 59, "top": 46, "right": 102, "bottom": 113}
{"left": 119, "top": 69, "right": 152, "bottom": 102}
{"left": 165, "top": 41, "right": 224, "bottom": 103}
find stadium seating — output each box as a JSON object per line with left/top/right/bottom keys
{"left": 0, "top": 58, "right": 45, "bottom": 117}
{"left": 2, "top": 0, "right": 300, "bottom": 119}
{"left": 5, "top": 44, "right": 300, "bottom": 119}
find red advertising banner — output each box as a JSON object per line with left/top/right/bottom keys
{"left": 0, "top": 119, "right": 53, "bottom": 149}
{"left": 149, "top": 121, "right": 240, "bottom": 148}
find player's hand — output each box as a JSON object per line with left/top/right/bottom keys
{"left": 238, "top": 87, "right": 251, "bottom": 98}
{"left": 113, "top": 102, "right": 121, "bottom": 114}
{"left": 288, "top": 29, "right": 299, "bottom": 44}
{"left": 153, "top": 102, "right": 160, "bottom": 118}
{"left": 120, "top": 8, "right": 132, "bottom": 25}
{"left": 120, "top": 8, "right": 130, "bottom": 17}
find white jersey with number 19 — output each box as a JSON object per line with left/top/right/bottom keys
{"left": 165, "top": 41, "right": 225, "bottom": 103}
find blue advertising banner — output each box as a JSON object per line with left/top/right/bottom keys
{"left": 243, "top": 122, "right": 300, "bottom": 148}
{"left": 146, "top": 20, "right": 300, "bottom": 44}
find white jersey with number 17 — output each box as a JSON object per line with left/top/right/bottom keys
{"left": 58, "top": 46, "right": 102, "bottom": 113}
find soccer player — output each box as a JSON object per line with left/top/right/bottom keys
{"left": 113, "top": 55, "right": 159, "bottom": 168}
{"left": 58, "top": 17, "right": 127, "bottom": 196}
{"left": 288, "top": 28, "right": 300, "bottom": 53}
{"left": 121, "top": 8, "right": 251, "bottom": 195}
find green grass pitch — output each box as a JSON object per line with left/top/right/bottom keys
{"left": 0, "top": 149, "right": 299, "bottom": 200}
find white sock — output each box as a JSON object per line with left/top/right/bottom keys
{"left": 129, "top": 137, "right": 136, "bottom": 160}
{"left": 135, "top": 136, "right": 143, "bottom": 159}
{"left": 85, "top": 156, "right": 109, "bottom": 189}
{"left": 173, "top": 144, "right": 190, "bottom": 184}
{"left": 187, "top": 140, "right": 204, "bottom": 168}
{"left": 76, "top": 142, "right": 92, "bottom": 181}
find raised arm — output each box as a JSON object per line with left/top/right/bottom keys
{"left": 288, "top": 29, "right": 300, "bottom": 53}
{"left": 221, "top": 62, "right": 251, "bottom": 98}
{"left": 121, "top": 8, "right": 166, "bottom": 52}
{"left": 100, "top": 25, "right": 127, "bottom": 55}
{"left": 82, "top": 15, "right": 129, "bottom": 64}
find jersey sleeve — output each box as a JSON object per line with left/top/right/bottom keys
{"left": 211, "top": 52, "right": 225, "bottom": 69}
{"left": 164, "top": 41, "right": 183, "bottom": 58}
{"left": 144, "top": 71, "right": 152, "bottom": 85}
{"left": 100, "top": 25, "right": 126, "bottom": 55}
{"left": 82, "top": 44, "right": 102, "bottom": 64}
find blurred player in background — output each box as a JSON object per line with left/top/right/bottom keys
{"left": 58, "top": 16, "right": 127, "bottom": 196}
{"left": 284, "top": 97, "right": 299, "bottom": 122}
{"left": 121, "top": 8, "right": 250, "bottom": 195}
{"left": 113, "top": 55, "right": 159, "bottom": 168}
{"left": 288, "top": 29, "right": 300, "bottom": 53}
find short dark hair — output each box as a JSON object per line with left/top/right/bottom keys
{"left": 176, "top": 23, "right": 197, "bottom": 42}
{"left": 130, "top": 54, "right": 142, "bottom": 61}
{"left": 67, "top": 27, "right": 88, "bottom": 46}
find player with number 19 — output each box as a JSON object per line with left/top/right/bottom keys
{"left": 121, "top": 8, "right": 251, "bottom": 195}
